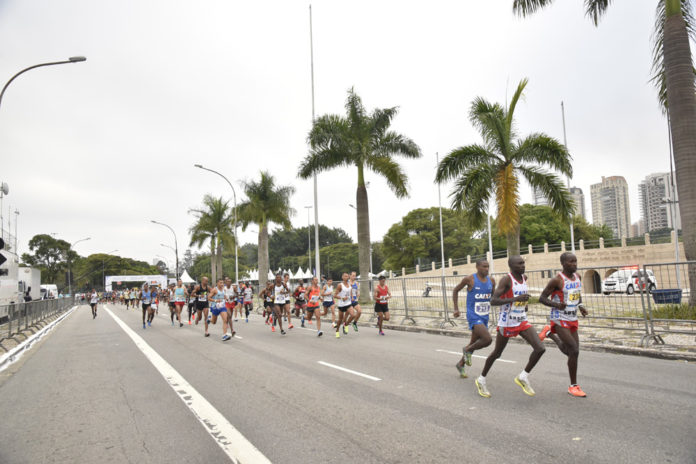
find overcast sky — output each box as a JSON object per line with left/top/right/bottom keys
{"left": 0, "top": 0, "right": 681, "bottom": 265}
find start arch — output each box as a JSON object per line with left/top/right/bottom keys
{"left": 105, "top": 275, "right": 168, "bottom": 291}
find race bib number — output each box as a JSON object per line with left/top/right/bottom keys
{"left": 474, "top": 302, "right": 490, "bottom": 316}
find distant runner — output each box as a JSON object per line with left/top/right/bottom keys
{"left": 209, "top": 278, "right": 233, "bottom": 341}
{"left": 373, "top": 276, "right": 391, "bottom": 336}
{"left": 192, "top": 277, "right": 211, "bottom": 337}
{"left": 305, "top": 276, "right": 323, "bottom": 336}
{"left": 321, "top": 278, "right": 336, "bottom": 328}
{"left": 344, "top": 271, "right": 361, "bottom": 332}
{"left": 272, "top": 274, "right": 287, "bottom": 335}
{"left": 334, "top": 273, "right": 355, "bottom": 338}
{"left": 243, "top": 281, "right": 253, "bottom": 323}
{"left": 89, "top": 289, "right": 98, "bottom": 319}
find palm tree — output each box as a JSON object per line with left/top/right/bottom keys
{"left": 298, "top": 88, "right": 421, "bottom": 298}
{"left": 237, "top": 171, "right": 295, "bottom": 289}
{"left": 189, "top": 195, "right": 236, "bottom": 283}
{"left": 513, "top": 1, "right": 696, "bottom": 304}
{"left": 436, "top": 78, "right": 573, "bottom": 255}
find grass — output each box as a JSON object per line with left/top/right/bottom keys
{"left": 650, "top": 304, "right": 696, "bottom": 321}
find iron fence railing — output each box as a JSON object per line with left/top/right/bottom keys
{"left": 0, "top": 297, "right": 75, "bottom": 343}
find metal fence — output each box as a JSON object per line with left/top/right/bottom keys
{"left": 353, "top": 261, "right": 695, "bottom": 347}
{"left": 0, "top": 298, "right": 75, "bottom": 344}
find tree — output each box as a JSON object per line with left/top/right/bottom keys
{"left": 299, "top": 88, "right": 422, "bottom": 298}
{"left": 318, "top": 243, "right": 359, "bottom": 281}
{"left": 268, "top": 225, "right": 352, "bottom": 269}
{"left": 182, "top": 249, "right": 195, "bottom": 273}
{"left": 435, "top": 78, "right": 573, "bottom": 255}
{"left": 70, "top": 254, "right": 158, "bottom": 291}
{"left": 512, "top": 0, "right": 696, "bottom": 301}
{"left": 188, "top": 195, "right": 236, "bottom": 283}
{"left": 382, "top": 207, "right": 484, "bottom": 270}
{"left": 239, "top": 243, "right": 259, "bottom": 268}
{"left": 21, "top": 234, "right": 77, "bottom": 284}
{"left": 237, "top": 171, "right": 295, "bottom": 289}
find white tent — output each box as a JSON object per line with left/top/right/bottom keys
{"left": 179, "top": 270, "right": 196, "bottom": 284}
{"left": 296, "top": 267, "right": 304, "bottom": 278}
{"left": 303, "top": 268, "right": 313, "bottom": 279}
{"left": 268, "top": 270, "right": 275, "bottom": 280}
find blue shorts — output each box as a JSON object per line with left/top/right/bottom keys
{"left": 323, "top": 301, "right": 333, "bottom": 308}
{"left": 467, "top": 310, "right": 489, "bottom": 331}
{"left": 211, "top": 306, "right": 227, "bottom": 316}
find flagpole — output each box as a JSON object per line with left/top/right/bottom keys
{"left": 310, "top": 4, "right": 320, "bottom": 279}
{"left": 561, "top": 101, "right": 575, "bottom": 252}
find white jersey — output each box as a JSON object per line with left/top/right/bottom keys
{"left": 274, "top": 284, "right": 287, "bottom": 305}
{"left": 550, "top": 272, "right": 581, "bottom": 322}
{"left": 337, "top": 283, "right": 351, "bottom": 307}
{"left": 323, "top": 285, "right": 334, "bottom": 302}
{"left": 224, "top": 285, "right": 236, "bottom": 302}
{"left": 90, "top": 292, "right": 98, "bottom": 304}
{"left": 497, "top": 273, "right": 528, "bottom": 328}
{"left": 244, "top": 286, "right": 253, "bottom": 302}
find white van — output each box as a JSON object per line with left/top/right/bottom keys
{"left": 40, "top": 284, "right": 59, "bottom": 299}
{"left": 602, "top": 269, "right": 657, "bottom": 295}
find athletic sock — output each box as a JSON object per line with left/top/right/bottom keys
{"left": 477, "top": 375, "right": 486, "bottom": 384}
{"left": 519, "top": 370, "right": 529, "bottom": 382}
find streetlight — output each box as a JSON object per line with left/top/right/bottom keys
{"left": 68, "top": 237, "right": 90, "bottom": 296}
{"left": 103, "top": 249, "right": 118, "bottom": 290}
{"left": 0, "top": 56, "right": 87, "bottom": 110}
{"left": 194, "top": 164, "right": 239, "bottom": 285}
{"left": 348, "top": 204, "right": 372, "bottom": 275}
{"left": 151, "top": 220, "right": 179, "bottom": 279}
{"left": 304, "top": 205, "right": 312, "bottom": 272}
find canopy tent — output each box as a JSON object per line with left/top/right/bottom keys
{"left": 179, "top": 270, "right": 196, "bottom": 284}
{"left": 268, "top": 270, "right": 275, "bottom": 280}
{"left": 105, "top": 274, "right": 168, "bottom": 291}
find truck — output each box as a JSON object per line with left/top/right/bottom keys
{"left": 19, "top": 267, "right": 41, "bottom": 300}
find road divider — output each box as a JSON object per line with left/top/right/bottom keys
{"left": 317, "top": 361, "right": 381, "bottom": 381}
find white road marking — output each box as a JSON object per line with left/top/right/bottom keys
{"left": 436, "top": 349, "right": 516, "bottom": 363}
{"left": 317, "top": 361, "right": 381, "bottom": 381}
{"left": 104, "top": 306, "right": 270, "bottom": 464}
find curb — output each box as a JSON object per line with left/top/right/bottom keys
{"left": 377, "top": 322, "right": 696, "bottom": 362}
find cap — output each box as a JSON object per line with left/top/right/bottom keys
{"left": 378, "top": 275, "right": 386, "bottom": 280}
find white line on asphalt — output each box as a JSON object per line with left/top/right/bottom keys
{"left": 104, "top": 306, "right": 270, "bottom": 464}
{"left": 317, "top": 361, "right": 381, "bottom": 381}
{"left": 436, "top": 349, "right": 516, "bottom": 363}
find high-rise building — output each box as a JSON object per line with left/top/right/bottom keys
{"left": 531, "top": 186, "right": 549, "bottom": 207}
{"left": 569, "top": 187, "right": 585, "bottom": 219}
{"left": 590, "top": 176, "right": 631, "bottom": 238}
{"left": 638, "top": 172, "right": 681, "bottom": 232}
{"left": 630, "top": 220, "right": 645, "bottom": 238}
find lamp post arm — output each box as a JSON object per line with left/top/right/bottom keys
{"left": 0, "top": 59, "right": 84, "bottom": 109}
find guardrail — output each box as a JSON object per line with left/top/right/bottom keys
{"left": 0, "top": 298, "right": 75, "bottom": 344}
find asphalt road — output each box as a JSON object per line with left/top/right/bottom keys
{"left": 0, "top": 303, "right": 694, "bottom": 464}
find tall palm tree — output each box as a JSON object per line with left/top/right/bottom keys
{"left": 189, "top": 195, "right": 235, "bottom": 283}
{"left": 436, "top": 78, "right": 573, "bottom": 255}
{"left": 237, "top": 171, "right": 295, "bottom": 289}
{"left": 513, "top": 1, "right": 696, "bottom": 304}
{"left": 299, "top": 88, "right": 421, "bottom": 297}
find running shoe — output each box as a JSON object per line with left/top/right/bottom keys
{"left": 332, "top": 322, "right": 336, "bottom": 329}
{"left": 342, "top": 326, "right": 348, "bottom": 335}
{"left": 568, "top": 385, "right": 587, "bottom": 398}
{"left": 188, "top": 320, "right": 192, "bottom": 325}
{"left": 309, "top": 320, "right": 313, "bottom": 325}
{"left": 143, "top": 323, "right": 146, "bottom": 329}
{"left": 352, "top": 322, "right": 358, "bottom": 332}
{"left": 271, "top": 326, "right": 276, "bottom": 332}
{"left": 464, "top": 351, "right": 473, "bottom": 367}
{"left": 317, "top": 331, "right": 323, "bottom": 337}
{"left": 281, "top": 330, "right": 286, "bottom": 335}
{"left": 456, "top": 363, "right": 467, "bottom": 378}
{"left": 335, "top": 331, "right": 340, "bottom": 338}
{"left": 205, "top": 332, "right": 210, "bottom": 337}
{"left": 539, "top": 325, "right": 551, "bottom": 341}
{"left": 180, "top": 322, "right": 183, "bottom": 327}
{"left": 245, "top": 318, "right": 248, "bottom": 323}
{"left": 288, "top": 324, "right": 294, "bottom": 329}
{"left": 514, "top": 376, "right": 536, "bottom": 396}
{"left": 475, "top": 379, "right": 491, "bottom": 398}
{"left": 147, "top": 321, "right": 151, "bottom": 327}
{"left": 222, "top": 334, "right": 231, "bottom": 341}
{"left": 171, "top": 320, "right": 175, "bottom": 326}
{"left": 379, "top": 331, "right": 385, "bottom": 336}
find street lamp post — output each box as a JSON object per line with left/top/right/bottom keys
{"left": 68, "top": 237, "right": 91, "bottom": 296}
{"left": 194, "top": 164, "right": 239, "bottom": 285}
{"left": 0, "top": 56, "right": 87, "bottom": 110}
{"left": 151, "top": 220, "right": 179, "bottom": 279}
{"left": 304, "top": 206, "right": 312, "bottom": 272}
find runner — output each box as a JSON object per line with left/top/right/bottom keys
{"left": 224, "top": 277, "right": 237, "bottom": 321}
{"left": 344, "top": 271, "right": 361, "bottom": 331}
{"left": 192, "top": 277, "right": 211, "bottom": 337}
{"left": 283, "top": 273, "right": 294, "bottom": 329}
{"left": 89, "top": 289, "right": 98, "bottom": 319}
{"left": 124, "top": 289, "right": 131, "bottom": 309}
{"left": 373, "top": 275, "right": 391, "bottom": 336}
{"left": 234, "top": 282, "right": 244, "bottom": 322}
{"left": 243, "top": 281, "right": 253, "bottom": 323}
{"left": 452, "top": 259, "right": 495, "bottom": 378}
{"left": 321, "top": 278, "right": 336, "bottom": 328}
{"left": 208, "top": 278, "right": 233, "bottom": 341}
{"left": 131, "top": 288, "right": 137, "bottom": 309}
{"left": 140, "top": 283, "right": 151, "bottom": 329}
{"left": 294, "top": 280, "right": 307, "bottom": 327}
{"left": 333, "top": 273, "right": 355, "bottom": 338}
{"left": 305, "top": 276, "right": 323, "bottom": 336}
{"left": 538, "top": 252, "right": 588, "bottom": 398}
{"left": 260, "top": 282, "right": 274, "bottom": 324}
{"left": 272, "top": 274, "right": 287, "bottom": 335}
{"left": 149, "top": 287, "right": 158, "bottom": 325}
{"left": 168, "top": 283, "right": 177, "bottom": 326}
{"left": 475, "top": 256, "right": 545, "bottom": 398}
{"left": 173, "top": 279, "right": 187, "bottom": 327}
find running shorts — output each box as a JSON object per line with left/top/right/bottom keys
{"left": 467, "top": 308, "right": 489, "bottom": 330}
{"left": 550, "top": 319, "right": 579, "bottom": 333}
{"left": 295, "top": 301, "right": 306, "bottom": 310}
{"left": 374, "top": 303, "right": 389, "bottom": 313}
{"left": 225, "top": 301, "right": 236, "bottom": 310}
{"left": 285, "top": 299, "right": 291, "bottom": 306}
{"left": 210, "top": 306, "right": 227, "bottom": 316}
{"left": 497, "top": 321, "right": 532, "bottom": 338}
{"left": 168, "top": 302, "right": 175, "bottom": 309}
{"left": 263, "top": 301, "right": 272, "bottom": 308}
{"left": 142, "top": 303, "right": 150, "bottom": 310}
{"left": 307, "top": 305, "right": 318, "bottom": 312}
{"left": 322, "top": 301, "right": 333, "bottom": 308}
{"left": 175, "top": 302, "right": 185, "bottom": 307}
{"left": 338, "top": 304, "right": 351, "bottom": 312}
{"left": 195, "top": 301, "right": 209, "bottom": 310}
{"left": 351, "top": 301, "right": 359, "bottom": 307}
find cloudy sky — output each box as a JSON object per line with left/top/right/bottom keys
{"left": 0, "top": 0, "right": 679, "bottom": 265}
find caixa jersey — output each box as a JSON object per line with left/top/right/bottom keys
{"left": 497, "top": 273, "right": 528, "bottom": 328}
{"left": 550, "top": 272, "right": 581, "bottom": 322}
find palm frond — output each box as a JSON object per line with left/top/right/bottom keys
{"left": 584, "top": 0, "right": 612, "bottom": 26}
{"left": 517, "top": 165, "right": 573, "bottom": 219}
{"left": 512, "top": 0, "right": 556, "bottom": 17}
{"left": 513, "top": 133, "right": 572, "bottom": 177}
{"left": 435, "top": 144, "right": 499, "bottom": 183}
{"left": 370, "top": 107, "right": 399, "bottom": 138}
{"left": 506, "top": 78, "right": 528, "bottom": 132}
{"left": 345, "top": 87, "right": 367, "bottom": 135}
{"left": 469, "top": 98, "right": 510, "bottom": 156}
{"left": 365, "top": 155, "right": 409, "bottom": 198}
{"left": 495, "top": 164, "right": 519, "bottom": 235}
{"left": 447, "top": 163, "right": 497, "bottom": 230}
{"left": 371, "top": 131, "right": 421, "bottom": 160}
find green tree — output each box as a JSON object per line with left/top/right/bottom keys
{"left": 237, "top": 171, "right": 295, "bottom": 289}
{"left": 239, "top": 243, "right": 259, "bottom": 268}
{"left": 299, "top": 88, "right": 422, "bottom": 297}
{"left": 512, "top": 0, "right": 696, "bottom": 304}
{"left": 382, "top": 207, "right": 484, "bottom": 270}
{"left": 269, "top": 225, "right": 352, "bottom": 270}
{"left": 188, "top": 195, "right": 236, "bottom": 283}
{"left": 70, "top": 254, "right": 158, "bottom": 291}
{"left": 21, "top": 234, "right": 77, "bottom": 285}
{"left": 435, "top": 78, "right": 573, "bottom": 255}
{"left": 318, "top": 242, "right": 359, "bottom": 281}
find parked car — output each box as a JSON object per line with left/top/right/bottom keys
{"left": 602, "top": 269, "right": 657, "bottom": 295}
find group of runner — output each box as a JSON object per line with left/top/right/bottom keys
{"left": 452, "top": 252, "right": 588, "bottom": 399}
